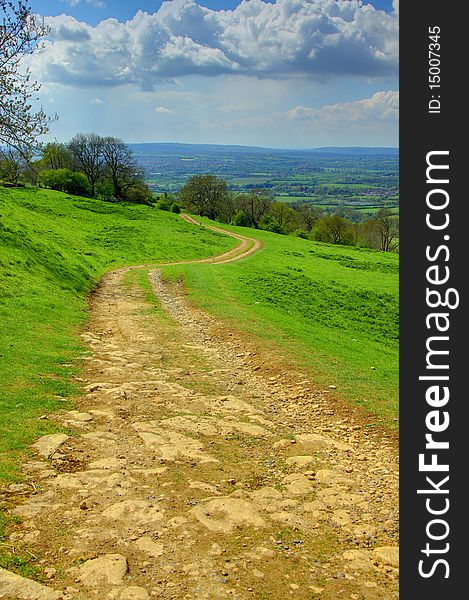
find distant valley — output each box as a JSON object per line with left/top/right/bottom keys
{"left": 131, "top": 143, "right": 399, "bottom": 216}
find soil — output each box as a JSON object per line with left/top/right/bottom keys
{"left": 0, "top": 218, "right": 398, "bottom": 599}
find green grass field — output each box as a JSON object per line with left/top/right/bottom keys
{"left": 0, "top": 186, "right": 235, "bottom": 482}
{"left": 0, "top": 185, "right": 398, "bottom": 569}
{"left": 0, "top": 185, "right": 398, "bottom": 484}
{"left": 162, "top": 218, "right": 399, "bottom": 427}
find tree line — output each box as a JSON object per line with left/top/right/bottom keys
{"left": 1, "top": 134, "right": 152, "bottom": 204}
{"left": 173, "top": 174, "right": 399, "bottom": 252}
{"left": 1, "top": 3, "right": 152, "bottom": 203}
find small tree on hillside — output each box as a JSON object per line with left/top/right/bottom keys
{"left": 259, "top": 213, "right": 286, "bottom": 234}
{"left": 269, "top": 201, "right": 299, "bottom": 232}
{"left": 232, "top": 209, "right": 252, "bottom": 227}
{"left": 38, "top": 168, "right": 91, "bottom": 196}
{"left": 235, "top": 189, "right": 273, "bottom": 229}
{"left": 179, "top": 174, "right": 228, "bottom": 220}
{"left": 0, "top": 1, "right": 52, "bottom": 154}
{"left": 218, "top": 192, "right": 236, "bottom": 223}
{"left": 40, "top": 141, "right": 75, "bottom": 171}
{"left": 296, "top": 203, "right": 322, "bottom": 232}
{"left": 313, "top": 214, "right": 354, "bottom": 245}
{"left": 0, "top": 147, "right": 21, "bottom": 183}
{"left": 374, "top": 208, "right": 399, "bottom": 252}
{"left": 102, "top": 136, "right": 145, "bottom": 200}
{"left": 68, "top": 133, "right": 104, "bottom": 197}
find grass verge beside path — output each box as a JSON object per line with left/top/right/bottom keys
{"left": 162, "top": 217, "right": 399, "bottom": 428}
{"left": 0, "top": 186, "right": 235, "bottom": 483}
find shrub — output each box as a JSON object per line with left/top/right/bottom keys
{"left": 312, "top": 215, "right": 355, "bottom": 245}
{"left": 96, "top": 179, "right": 116, "bottom": 202}
{"left": 170, "top": 202, "right": 181, "bottom": 214}
{"left": 259, "top": 214, "right": 286, "bottom": 234}
{"left": 156, "top": 199, "right": 172, "bottom": 211}
{"left": 125, "top": 183, "right": 154, "bottom": 205}
{"left": 231, "top": 210, "right": 253, "bottom": 227}
{"left": 37, "top": 169, "right": 91, "bottom": 196}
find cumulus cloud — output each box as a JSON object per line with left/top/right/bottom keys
{"left": 49, "top": 14, "right": 91, "bottom": 41}
{"left": 30, "top": 0, "right": 398, "bottom": 90}
{"left": 155, "top": 106, "right": 172, "bottom": 114}
{"left": 287, "top": 90, "right": 399, "bottom": 124}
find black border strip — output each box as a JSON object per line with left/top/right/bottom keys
{"left": 400, "top": 2, "right": 466, "bottom": 597}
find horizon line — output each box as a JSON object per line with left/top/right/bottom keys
{"left": 125, "top": 141, "right": 399, "bottom": 151}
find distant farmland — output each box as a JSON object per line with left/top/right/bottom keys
{"left": 132, "top": 143, "right": 399, "bottom": 214}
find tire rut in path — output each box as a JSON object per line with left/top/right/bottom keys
{"left": 1, "top": 222, "right": 398, "bottom": 600}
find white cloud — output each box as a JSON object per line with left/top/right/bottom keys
{"left": 155, "top": 106, "right": 172, "bottom": 114}
{"left": 90, "top": 97, "right": 104, "bottom": 104}
{"left": 31, "top": 0, "right": 398, "bottom": 90}
{"left": 287, "top": 90, "right": 399, "bottom": 125}
{"left": 36, "top": 78, "right": 398, "bottom": 147}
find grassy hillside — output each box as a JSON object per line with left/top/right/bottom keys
{"left": 163, "top": 219, "right": 399, "bottom": 427}
{"left": 0, "top": 184, "right": 398, "bottom": 487}
{"left": 0, "top": 186, "right": 235, "bottom": 482}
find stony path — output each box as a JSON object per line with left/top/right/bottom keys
{"left": 1, "top": 227, "right": 398, "bottom": 600}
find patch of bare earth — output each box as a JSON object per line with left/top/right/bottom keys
{"left": 1, "top": 268, "right": 398, "bottom": 600}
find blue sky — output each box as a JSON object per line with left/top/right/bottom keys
{"left": 28, "top": 0, "right": 399, "bottom": 148}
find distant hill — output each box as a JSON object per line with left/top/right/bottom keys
{"left": 130, "top": 143, "right": 270, "bottom": 155}
{"left": 129, "top": 142, "right": 398, "bottom": 156}
{"left": 308, "top": 147, "right": 399, "bottom": 156}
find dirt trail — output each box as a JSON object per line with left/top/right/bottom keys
{"left": 1, "top": 218, "right": 398, "bottom": 599}
{"left": 178, "top": 215, "right": 262, "bottom": 265}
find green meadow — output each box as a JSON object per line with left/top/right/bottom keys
{"left": 0, "top": 186, "right": 234, "bottom": 482}
{"left": 0, "top": 185, "right": 398, "bottom": 486}
{"left": 163, "top": 219, "right": 399, "bottom": 427}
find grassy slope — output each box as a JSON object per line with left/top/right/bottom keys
{"left": 163, "top": 219, "right": 399, "bottom": 427}
{"left": 0, "top": 186, "right": 235, "bottom": 482}
{"left": 0, "top": 187, "right": 398, "bottom": 465}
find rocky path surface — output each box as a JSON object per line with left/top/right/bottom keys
{"left": 1, "top": 222, "right": 398, "bottom": 600}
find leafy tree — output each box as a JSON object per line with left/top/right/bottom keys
{"left": 170, "top": 202, "right": 181, "bottom": 214}
{"left": 102, "top": 136, "right": 145, "bottom": 200}
{"left": 313, "top": 214, "right": 354, "bottom": 245}
{"left": 0, "top": 147, "right": 21, "bottom": 183}
{"left": 179, "top": 174, "right": 228, "bottom": 220}
{"left": 356, "top": 219, "right": 380, "bottom": 249}
{"left": 124, "top": 181, "right": 153, "bottom": 205}
{"left": 156, "top": 197, "right": 172, "bottom": 211}
{"left": 235, "top": 189, "right": 273, "bottom": 229}
{"left": 94, "top": 178, "right": 115, "bottom": 201}
{"left": 218, "top": 192, "right": 236, "bottom": 223}
{"left": 296, "top": 203, "right": 322, "bottom": 231}
{"left": 0, "top": 1, "right": 52, "bottom": 154}
{"left": 374, "top": 208, "right": 399, "bottom": 252}
{"left": 232, "top": 209, "right": 253, "bottom": 227}
{"left": 259, "top": 213, "right": 286, "bottom": 234}
{"left": 38, "top": 168, "right": 91, "bottom": 196}
{"left": 40, "top": 141, "right": 75, "bottom": 171}
{"left": 269, "top": 201, "right": 299, "bottom": 232}
{"left": 68, "top": 133, "right": 104, "bottom": 197}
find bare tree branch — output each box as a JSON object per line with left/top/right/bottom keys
{"left": 0, "top": 1, "right": 54, "bottom": 157}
